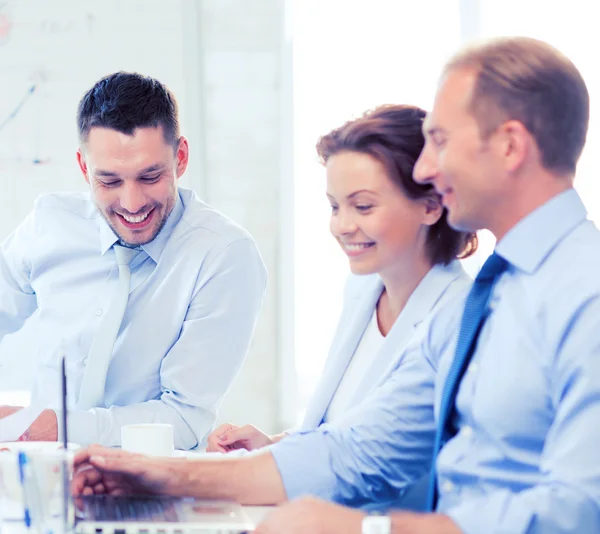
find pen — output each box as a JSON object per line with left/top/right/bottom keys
{"left": 61, "top": 354, "right": 71, "bottom": 528}
{"left": 61, "top": 354, "right": 68, "bottom": 450}
{"left": 19, "top": 451, "right": 44, "bottom": 534}
{"left": 17, "top": 451, "right": 32, "bottom": 528}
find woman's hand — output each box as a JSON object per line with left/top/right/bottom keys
{"left": 206, "top": 423, "right": 275, "bottom": 453}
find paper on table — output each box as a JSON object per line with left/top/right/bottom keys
{"left": 0, "top": 401, "right": 45, "bottom": 442}
{"left": 0, "top": 354, "right": 59, "bottom": 442}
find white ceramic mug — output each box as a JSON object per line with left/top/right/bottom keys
{"left": 121, "top": 424, "right": 174, "bottom": 457}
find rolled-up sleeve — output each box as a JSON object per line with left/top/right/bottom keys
{"left": 61, "top": 238, "right": 267, "bottom": 449}
{"left": 0, "top": 211, "right": 37, "bottom": 341}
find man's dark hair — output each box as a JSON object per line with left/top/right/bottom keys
{"left": 77, "top": 71, "right": 180, "bottom": 149}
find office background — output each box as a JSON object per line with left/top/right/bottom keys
{"left": 1, "top": 0, "right": 598, "bottom": 434}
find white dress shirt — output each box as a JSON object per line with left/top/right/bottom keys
{"left": 323, "top": 309, "right": 385, "bottom": 423}
{"left": 0, "top": 187, "right": 267, "bottom": 449}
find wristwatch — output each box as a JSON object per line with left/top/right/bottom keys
{"left": 362, "top": 514, "right": 392, "bottom": 534}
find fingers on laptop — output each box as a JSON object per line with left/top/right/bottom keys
{"left": 72, "top": 464, "right": 104, "bottom": 495}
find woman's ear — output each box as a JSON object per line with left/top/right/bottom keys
{"left": 421, "top": 194, "right": 443, "bottom": 226}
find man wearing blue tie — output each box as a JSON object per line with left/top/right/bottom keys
{"left": 0, "top": 72, "right": 267, "bottom": 449}
{"left": 253, "top": 35, "right": 600, "bottom": 533}
{"left": 73, "top": 37, "right": 600, "bottom": 533}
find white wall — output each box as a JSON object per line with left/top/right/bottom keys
{"left": 291, "top": 0, "right": 467, "bottom": 417}
{"left": 196, "top": 0, "right": 286, "bottom": 434}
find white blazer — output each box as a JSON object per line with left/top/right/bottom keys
{"left": 300, "top": 261, "right": 471, "bottom": 430}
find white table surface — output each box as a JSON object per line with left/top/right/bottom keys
{"left": 1, "top": 506, "right": 272, "bottom": 533}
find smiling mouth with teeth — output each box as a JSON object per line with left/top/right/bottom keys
{"left": 344, "top": 243, "right": 375, "bottom": 250}
{"left": 118, "top": 209, "right": 153, "bottom": 224}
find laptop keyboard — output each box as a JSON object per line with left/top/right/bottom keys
{"left": 80, "top": 495, "right": 180, "bottom": 522}
{"left": 76, "top": 496, "right": 251, "bottom": 534}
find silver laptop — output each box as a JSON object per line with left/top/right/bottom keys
{"left": 74, "top": 495, "right": 254, "bottom": 534}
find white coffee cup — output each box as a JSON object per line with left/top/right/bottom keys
{"left": 121, "top": 424, "right": 174, "bottom": 457}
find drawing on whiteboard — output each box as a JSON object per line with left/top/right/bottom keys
{"left": 0, "top": 71, "right": 52, "bottom": 166}
{"left": 0, "top": 85, "right": 36, "bottom": 134}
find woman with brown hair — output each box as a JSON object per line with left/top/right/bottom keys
{"left": 207, "top": 104, "right": 476, "bottom": 455}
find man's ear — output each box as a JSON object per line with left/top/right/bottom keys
{"left": 175, "top": 136, "right": 189, "bottom": 178}
{"left": 77, "top": 149, "right": 90, "bottom": 184}
{"left": 496, "top": 120, "right": 530, "bottom": 173}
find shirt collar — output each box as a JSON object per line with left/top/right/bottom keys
{"left": 404, "top": 260, "right": 466, "bottom": 327}
{"left": 98, "top": 191, "right": 185, "bottom": 263}
{"left": 495, "top": 188, "right": 587, "bottom": 274}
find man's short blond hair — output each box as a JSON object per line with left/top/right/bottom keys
{"left": 445, "top": 37, "right": 589, "bottom": 175}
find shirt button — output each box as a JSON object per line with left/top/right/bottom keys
{"left": 95, "top": 309, "right": 103, "bottom": 316}
{"left": 462, "top": 426, "right": 473, "bottom": 438}
{"left": 83, "top": 358, "right": 88, "bottom": 366}
{"left": 441, "top": 480, "right": 455, "bottom": 493}
{"left": 470, "top": 363, "right": 479, "bottom": 373}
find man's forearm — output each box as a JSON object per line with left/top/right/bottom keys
{"left": 182, "top": 451, "right": 287, "bottom": 505}
{"left": 391, "top": 512, "right": 462, "bottom": 534}
{"left": 28, "top": 409, "right": 58, "bottom": 441}
{"left": 0, "top": 407, "right": 57, "bottom": 441}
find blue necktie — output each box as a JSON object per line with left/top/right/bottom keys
{"left": 425, "top": 252, "right": 509, "bottom": 511}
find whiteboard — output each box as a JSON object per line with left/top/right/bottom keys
{"left": 0, "top": 0, "right": 194, "bottom": 240}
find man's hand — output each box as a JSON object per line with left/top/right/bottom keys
{"left": 72, "top": 445, "right": 190, "bottom": 497}
{"left": 253, "top": 497, "right": 364, "bottom": 534}
{"left": 206, "top": 423, "right": 275, "bottom": 453}
{"left": 0, "top": 407, "right": 57, "bottom": 441}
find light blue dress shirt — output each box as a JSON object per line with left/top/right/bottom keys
{"left": 432, "top": 188, "right": 600, "bottom": 533}
{"left": 270, "top": 261, "right": 471, "bottom": 509}
{"left": 274, "top": 188, "right": 600, "bottom": 532}
{"left": 0, "top": 187, "right": 267, "bottom": 449}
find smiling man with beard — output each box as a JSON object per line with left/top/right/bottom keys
{"left": 0, "top": 72, "right": 267, "bottom": 449}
